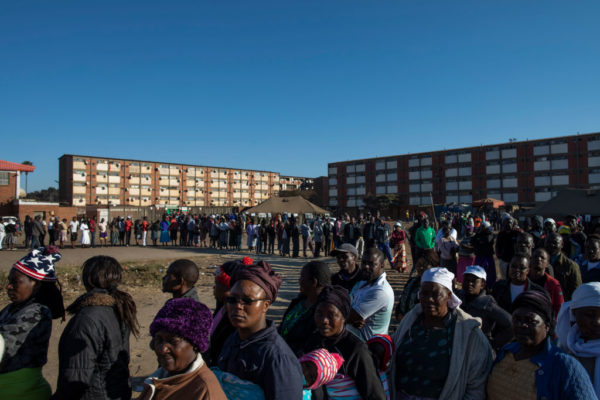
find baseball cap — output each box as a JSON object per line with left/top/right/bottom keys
{"left": 464, "top": 265, "right": 487, "bottom": 280}
{"left": 331, "top": 243, "right": 358, "bottom": 258}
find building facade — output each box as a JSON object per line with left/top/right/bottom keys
{"left": 327, "top": 132, "right": 600, "bottom": 209}
{"left": 59, "top": 155, "right": 284, "bottom": 209}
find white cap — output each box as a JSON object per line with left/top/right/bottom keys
{"left": 482, "top": 221, "right": 491, "bottom": 229}
{"left": 421, "top": 267, "right": 462, "bottom": 309}
{"left": 394, "top": 222, "right": 402, "bottom": 227}
{"left": 464, "top": 265, "right": 487, "bottom": 281}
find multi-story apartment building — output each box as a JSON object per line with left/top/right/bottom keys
{"left": 279, "top": 176, "right": 314, "bottom": 192}
{"left": 327, "top": 132, "right": 600, "bottom": 209}
{"left": 59, "top": 155, "right": 282, "bottom": 208}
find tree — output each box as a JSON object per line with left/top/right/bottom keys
{"left": 21, "top": 161, "right": 33, "bottom": 193}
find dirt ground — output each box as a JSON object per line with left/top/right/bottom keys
{"left": 0, "top": 245, "right": 409, "bottom": 392}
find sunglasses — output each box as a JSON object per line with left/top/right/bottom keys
{"left": 226, "top": 296, "right": 268, "bottom": 306}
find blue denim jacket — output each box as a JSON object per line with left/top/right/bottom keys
{"left": 495, "top": 338, "right": 598, "bottom": 400}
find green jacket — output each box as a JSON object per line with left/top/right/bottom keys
{"left": 415, "top": 226, "right": 435, "bottom": 250}
{"left": 551, "top": 252, "right": 582, "bottom": 301}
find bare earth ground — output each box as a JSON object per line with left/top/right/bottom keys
{"left": 0, "top": 245, "right": 409, "bottom": 392}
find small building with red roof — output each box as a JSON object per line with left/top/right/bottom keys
{"left": 0, "top": 160, "right": 35, "bottom": 204}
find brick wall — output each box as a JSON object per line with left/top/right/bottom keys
{"left": 0, "top": 171, "right": 19, "bottom": 204}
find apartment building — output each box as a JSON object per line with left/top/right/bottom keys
{"left": 327, "top": 132, "right": 600, "bottom": 209}
{"left": 59, "top": 155, "right": 281, "bottom": 208}
{"left": 279, "top": 176, "right": 314, "bottom": 192}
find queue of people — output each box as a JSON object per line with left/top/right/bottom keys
{"left": 2, "top": 209, "right": 600, "bottom": 400}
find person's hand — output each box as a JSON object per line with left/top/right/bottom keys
{"left": 351, "top": 319, "right": 366, "bottom": 329}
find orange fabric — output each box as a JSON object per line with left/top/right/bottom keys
{"left": 137, "top": 364, "right": 226, "bottom": 400}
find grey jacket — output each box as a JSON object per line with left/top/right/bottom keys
{"left": 0, "top": 300, "right": 52, "bottom": 373}
{"left": 390, "top": 304, "right": 494, "bottom": 400}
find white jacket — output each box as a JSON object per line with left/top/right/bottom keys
{"left": 390, "top": 304, "right": 493, "bottom": 400}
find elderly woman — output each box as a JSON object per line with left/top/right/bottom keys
{"left": 279, "top": 261, "right": 331, "bottom": 356}
{"left": 303, "top": 285, "right": 387, "bottom": 400}
{"left": 137, "top": 298, "right": 226, "bottom": 400}
{"left": 557, "top": 282, "right": 600, "bottom": 398}
{"left": 394, "top": 251, "right": 437, "bottom": 322}
{"left": 217, "top": 261, "right": 303, "bottom": 400}
{"left": 0, "top": 247, "right": 64, "bottom": 399}
{"left": 390, "top": 267, "right": 493, "bottom": 400}
{"left": 488, "top": 290, "right": 597, "bottom": 399}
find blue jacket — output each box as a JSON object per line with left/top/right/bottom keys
{"left": 217, "top": 320, "right": 303, "bottom": 400}
{"left": 495, "top": 338, "right": 598, "bottom": 400}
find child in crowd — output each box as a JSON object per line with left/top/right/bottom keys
{"left": 299, "top": 348, "right": 344, "bottom": 394}
{"left": 366, "top": 334, "right": 395, "bottom": 400}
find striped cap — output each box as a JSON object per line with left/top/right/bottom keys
{"left": 299, "top": 348, "right": 344, "bottom": 390}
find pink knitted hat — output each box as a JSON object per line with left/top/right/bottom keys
{"left": 299, "top": 348, "right": 344, "bottom": 390}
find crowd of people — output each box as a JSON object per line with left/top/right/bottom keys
{"left": 1, "top": 208, "right": 600, "bottom": 399}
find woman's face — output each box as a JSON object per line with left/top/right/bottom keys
{"left": 6, "top": 269, "right": 38, "bottom": 304}
{"left": 152, "top": 330, "right": 197, "bottom": 374}
{"left": 299, "top": 266, "right": 316, "bottom": 297}
{"left": 415, "top": 261, "right": 431, "bottom": 277}
{"left": 573, "top": 306, "right": 600, "bottom": 341}
{"left": 419, "top": 282, "right": 450, "bottom": 318}
{"left": 226, "top": 280, "right": 269, "bottom": 331}
{"left": 213, "top": 281, "right": 230, "bottom": 304}
{"left": 512, "top": 308, "right": 549, "bottom": 348}
{"left": 314, "top": 302, "right": 345, "bottom": 337}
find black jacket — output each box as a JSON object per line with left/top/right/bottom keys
{"left": 456, "top": 289, "right": 513, "bottom": 351}
{"left": 53, "top": 289, "right": 131, "bottom": 400}
{"left": 218, "top": 320, "right": 303, "bottom": 400}
{"left": 205, "top": 307, "right": 235, "bottom": 367}
{"left": 304, "top": 328, "right": 386, "bottom": 400}
{"left": 490, "top": 279, "right": 548, "bottom": 313}
{"left": 278, "top": 295, "right": 317, "bottom": 357}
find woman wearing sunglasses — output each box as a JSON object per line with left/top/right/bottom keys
{"left": 216, "top": 261, "right": 303, "bottom": 400}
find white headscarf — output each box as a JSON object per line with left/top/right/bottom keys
{"left": 556, "top": 282, "right": 600, "bottom": 398}
{"left": 421, "top": 267, "right": 462, "bottom": 309}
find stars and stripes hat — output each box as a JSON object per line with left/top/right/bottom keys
{"left": 13, "top": 246, "right": 61, "bottom": 282}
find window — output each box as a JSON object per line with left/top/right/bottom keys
{"left": 458, "top": 152, "right": 471, "bottom": 163}
{"left": 386, "top": 160, "right": 397, "bottom": 169}
{"left": 376, "top": 161, "right": 385, "bottom": 170}
{"left": 0, "top": 171, "right": 8, "bottom": 185}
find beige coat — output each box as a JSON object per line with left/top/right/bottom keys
{"left": 390, "top": 304, "right": 494, "bottom": 400}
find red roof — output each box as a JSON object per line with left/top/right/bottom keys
{"left": 0, "top": 160, "right": 36, "bottom": 172}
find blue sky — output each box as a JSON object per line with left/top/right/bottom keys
{"left": 2, "top": 1, "right": 599, "bottom": 191}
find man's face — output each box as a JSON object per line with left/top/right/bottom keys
{"left": 586, "top": 239, "right": 600, "bottom": 262}
{"left": 515, "top": 235, "right": 534, "bottom": 255}
{"left": 567, "top": 217, "right": 578, "bottom": 231}
{"left": 544, "top": 221, "right": 556, "bottom": 234}
{"left": 336, "top": 252, "right": 356, "bottom": 272}
{"left": 162, "top": 267, "right": 182, "bottom": 293}
{"left": 362, "top": 253, "right": 384, "bottom": 283}
{"left": 530, "top": 249, "right": 549, "bottom": 280}
{"left": 545, "top": 234, "right": 563, "bottom": 256}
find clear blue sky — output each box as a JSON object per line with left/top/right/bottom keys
{"left": 2, "top": 1, "right": 599, "bottom": 191}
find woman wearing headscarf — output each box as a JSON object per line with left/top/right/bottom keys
{"left": 488, "top": 290, "right": 597, "bottom": 399}
{"left": 53, "top": 255, "right": 139, "bottom": 400}
{"left": 557, "top": 282, "right": 600, "bottom": 398}
{"left": 0, "top": 247, "right": 64, "bottom": 400}
{"left": 205, "top": 257, "right": 252, "bottom": 366}
{"left": 390, "top": 267, "right": 493, "bottom": 400}
{"left": 303, "top": 285, "right": 387, "bottom": 400}
{"left": 279, "top": 261, "right": 331, "bottom": 356}
{"left": 217, "top": 261, "right": 303, "bottom": 400}
{"left": 137, "top": 298, "right": 226, "bottom": 400}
